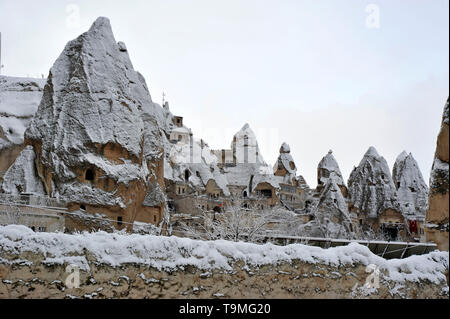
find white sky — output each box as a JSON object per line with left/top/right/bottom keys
{"left": 0, "top": 0, "right": 448, "bottom": 188}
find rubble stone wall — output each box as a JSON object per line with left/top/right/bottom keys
{"left": 0, "top": 251, "right": 447, "bottom": 299}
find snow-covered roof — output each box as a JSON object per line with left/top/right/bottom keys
{"left": 171, "top": 126, "right": 191, "bottom": 135}
{"left": 251, "top": 174, "right": 284, "bottom": 192}
{"left": 166, "top": 138, "right": 230, "bottom": 196}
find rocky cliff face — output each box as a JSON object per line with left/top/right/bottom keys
{"left": 0, "top": 76, "right": 45, "bottom": 178}
{"left": 392, "top": 151, "right": 428, "bottom": 217}
{"left": 348, "top": 147, "right": 399, "bottom": 219}
{"left": 425, "top": 98, "right": 449, "bottom": 251}
{"left": 4, "top": 17, "right": 166, "bottom": 230}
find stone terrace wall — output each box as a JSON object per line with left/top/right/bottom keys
{"left": 0, "top": 255, "right": 448, "bottom": 299}
{"left": 0, "top": 225, "right": 448, "bottom": 299}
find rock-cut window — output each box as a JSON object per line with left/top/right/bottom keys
{"left": 85, "top": 168, "right": 95, "bottom": 181}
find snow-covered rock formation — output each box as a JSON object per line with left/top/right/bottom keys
{"left": 0, "top": 76, "right": 45, "bottom": 176}
{"left": 300, "top": 152, "right": 353, "bottom": 239}
{"left": 301, "top": 173, "right": 353, "bottom": 238}
{"left": 425, "top": 98, "right": 449, "bottom": 251}
{"left": 316, "top": 149, "right": 347, "bottom": 201}
{"left": 347, "top": 147, "right": 399, "bottom": 219}
{"left": 392, "top": 151, "right": 428, "bottom": 217}
{"left": 317, "top": 150, "right": 345, "bottom": 188}
{"left": 4, "top": 17, "right": 167, "bottom": 229}
{"left": 223, "top": 124, "right": 273, "bottom": 192}
{"left": 273, "top": 142, "right": 297, "bottom": 184}
{"left": 231, "top": 123, "right": 267, "bottom": 165}
{"left": 1, "top": 145, "right": 44, "bottom": 195}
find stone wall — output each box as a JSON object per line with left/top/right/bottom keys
{"left": 0, "top": 253, "right": 448, "bottom": 299}
{"left": 1, "top": 224, "right": 448, "bottom": 299}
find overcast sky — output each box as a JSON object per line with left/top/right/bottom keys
{"left": 0, "top": 0, "right": 448, "bottom": 188}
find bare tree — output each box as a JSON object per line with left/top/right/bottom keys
{"left": 179, "top": 198, "right": 284, "bottom": 243}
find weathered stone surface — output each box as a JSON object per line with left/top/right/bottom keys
{"left": 425, "top": 98, "right": 449, "bottom": 251}
{"left": 0, "top": 76, "right": 45, "bottom": 179}
{"left": 0, "top": 17, "right": 168, "bottom": 230}
{"left": 0, "top": 145, "right": 44, "bottom": 195}
{"left": 392, "top": 151, "right": 428, "bottom": 217}
{"left": 273, "top": 142, "right": 297, "bottom": 185}
{"left": 0, "top": 248, "right": 447, "bottom": 299}
{"left": 1, "top": 224, "right": 447, "bottom": 299}
{"left": 348, "top": 147, "right": 400, "bottom": 219}
{"left": 317, "top": 150, "right": 345, "bottom": 189}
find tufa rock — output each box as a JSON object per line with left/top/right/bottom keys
{"left": 15, "top": 17, "right": 166, "bottom": 230}
{"left": 0, "top": 145, "right": 45, "bottom": 195}
{"left": 347, "top": 147, "right": 399, "bottom": 219}
{"left": 317, "top": 150, "right": 347, "bottom": 196}
{"left": 392, "top": 151, "right": 428, "bottom": 217}
{"left": 273, "top": 142, "right": 297, "bottom": 184}
{"left": 0, "top": 76, "right": 45, "bottom": 178}
{"left": 425, "top": 98, "right": 449, "bottom": 251}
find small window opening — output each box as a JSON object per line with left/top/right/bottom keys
{"left": 153, "top": 215, "right": 157, "bottom": 223}
{"left": 117, "top": 216, "right": 123, "bottom": 226}
{"left": 80, "top": 204, "right": 86, "bottom": 211}
{"left": 185, "top": 170, "right": 190, "bottom": 182}
{"left": 397, "top": 182, "right": 400, "bottom": 188}
{"left": 260, "top": 189, "right": 272, "bottom": 198}
{"left": 359, "top": 219, "right": 363, "bottom": 226}
{"left": 243, "top": 191, "right": 248, "bottom": 198}
{"left": 85, "top": 168, "right": 95, "bottom": 181}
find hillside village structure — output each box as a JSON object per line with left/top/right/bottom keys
{"left": 0, "top": 18, "right": 447, "bottom": 250}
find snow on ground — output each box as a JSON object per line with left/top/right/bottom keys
{"left": 0, "top": 224, "right": 447, "bottom": 286}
